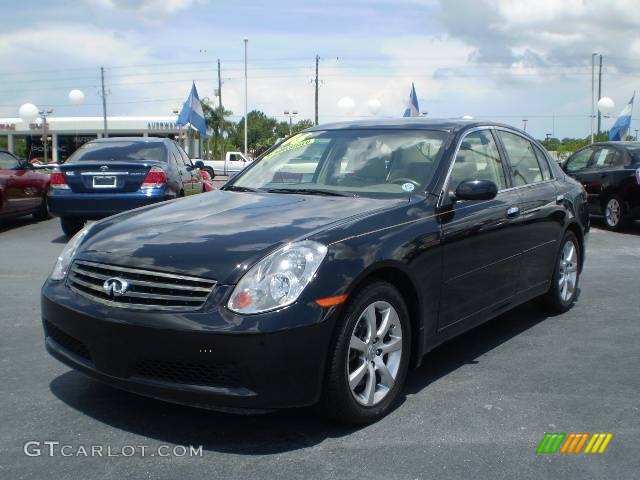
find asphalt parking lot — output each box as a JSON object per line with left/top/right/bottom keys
{"left": 1, "top": 215, "right": 639, "bottom": 480}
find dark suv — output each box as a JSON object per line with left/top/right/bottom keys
{"left": 562, "top": 141, "right": 640, "bottom": 230}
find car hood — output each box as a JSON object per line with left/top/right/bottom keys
{"left": 78, "top": 190, "right": 397, "bottom": 284}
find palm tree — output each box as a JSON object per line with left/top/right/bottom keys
{"left": 201, "top": 99, "right": 234, "bottom": 160}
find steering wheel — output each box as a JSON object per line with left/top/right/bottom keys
{"left": 390, "top": 178, "right": 420, "bottom": 187}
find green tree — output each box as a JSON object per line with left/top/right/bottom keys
{"left": 201, "top": 100, "right": 235, "bottom": 160}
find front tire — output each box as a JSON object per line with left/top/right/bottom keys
{"left": 60, "top": 217, "right": 85, "bottom": 237}
{"left": 319, "top": 281, "right": 411, "bottom": 424}
{"left": 541, "top": 231, "right": 580, "bottom": 313}
{"left": 603, "top": 195, "right": 629, "bottom": 231}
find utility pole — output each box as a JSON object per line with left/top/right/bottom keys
{"left": 591, "top": 52, "right": 598, "bottom": 144}
{"left": 100, "top": 66, "right": 108, "bottom": 137}
{"left": 597, "top": 54, "right": 603, "bottom": 134}
{"left": 522, "top": 119, "right": 528, "bottom": 132}
{"left": 243, "top": 38, "right": 248, "bottom": 158}
{"left": 217, "top": 58, "right": 224, "bottom": 161}
{"left": 314, "top": 54, "right": 319, "bottom": 125}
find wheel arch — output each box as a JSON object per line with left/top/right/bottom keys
{"left": 343, "top": 262, "right": 424, "bottom": 368}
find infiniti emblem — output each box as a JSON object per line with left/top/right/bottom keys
{"left": 100, "top": 165, "right": 109, "bottom": 172}
{"left": 103, "top": 277, "right": 129, "bottom": 297}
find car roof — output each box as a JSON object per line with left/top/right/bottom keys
{"left": 305, "top": 118, "right": 524, "bottom": 134}
{"left": 90, "top": 137, "right": 170, "bottom": 144}
{"left": 591, "top": 141, "right": 640, "bottom": 149}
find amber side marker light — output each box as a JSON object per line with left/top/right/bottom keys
{"left": 315, "top": 294, "right": 349, "bottom": 307}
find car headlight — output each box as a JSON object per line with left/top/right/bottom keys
{"left": 50, "top": 224, "right": 94, "bottom": 281}
{"left": 227, "top": 240, "right": 328, "bottom": 314}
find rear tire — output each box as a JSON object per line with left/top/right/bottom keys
{"left": 603, "top": 195, "right": 629, "bottom": 231}
{"left": 60, "top": 217, "right": 85, "bottom": 237}
{"left": 318, "top": 281, "right": 411, "bottom": 425}
{"left": 33, "top": 195, "right": 51, "bottom": 221}
{"left": 541, "top": 230, "right": 580, "bottom": 314}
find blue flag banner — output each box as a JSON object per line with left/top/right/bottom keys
{"left": 402, "top": 83, "right": 420, "bottom": 117}
{"left": 177, "top": 82, "right": 208, "bottom": 137}
{"left": 609, "top": 92, "right": 635, "bottom": 141}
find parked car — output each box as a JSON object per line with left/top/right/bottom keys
{"left": 0, "top": 149, "right": 50, "bottom": 221}
{"left": 562, "top": 141, "right": 640, "bottom": 230}
{"left": 41, "top": 119, "right": 589, "bottom": 424}
{"left": 200, "top": 151, "right": 252, "bottom": 177}
{"left": 48, "top": 137, "right": 203, "bottom": 237}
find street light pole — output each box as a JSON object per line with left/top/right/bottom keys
{"left": 243, "top": 38, "right": 248, "bottom": 158}
{"left": 284, "top": 110, "right": 298, "bottom": 135}
{"left": 635, "top": 129, "right": 638, "bottom": 141}
{"left": 39, "top": 109, "right": 53, "bottom": 163}
{"left": 522, "top": 119, "right": 528, "bottom": 132}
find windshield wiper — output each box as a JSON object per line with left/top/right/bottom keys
{"left": 265, "top": 188, "right": 354, "bottom": 197}
{"left": 222, "top": 185, "right": 261, "bottom": 193}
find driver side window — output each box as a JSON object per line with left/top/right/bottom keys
{"left": 565, "top": 148, "right": 593, "bottom": 173}
{"left": 448, "top": 130, "right": 507, "bottom": 192}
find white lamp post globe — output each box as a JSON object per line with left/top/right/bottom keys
{"left": 68, "top": 89, "right": 85, "bottom": 106}
{"left": 19, "top": 103, "right": 39, "bottom": 123}
{"left": 367, "top": 98, "right": 381, "bottom": 115}
{"left": 597, "top": 97, "right": 615, "bottom": 115}
{"left": 338, "top": 97, "right": 355, "bottom": 115}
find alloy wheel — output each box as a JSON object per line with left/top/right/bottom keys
{"left": 558, "top": 239, "right": 578, "bottom": 303}
{"left": 605, "top": 198, "right": 621, "bottom": 227}
{"left": 347, "top": 301, "right": 403, "bottom": 406}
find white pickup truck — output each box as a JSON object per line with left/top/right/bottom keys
{"left": 200, "top": 151, "right": 252, "bottom": 178}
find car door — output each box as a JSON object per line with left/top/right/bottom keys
{"left": 177, "top": 144, "right": 202, "bottom": 195}
{"left": 496, "top": 130, "right": 564, "bottom": 294}
{"left": 170, "top": 144, "right": 193, "bottom": 195}
{"left": 581, "top": 146, "right": 623, "bottom": 214}
{"left": 563, "top": 147, "right": 598, "bottom": 214}
{"left": 227, "top": 153, "right": 246, "bottom": 173}
{"left": 0, "top": 151, "right": 40, "bottom": 213}
{"left": 438, "top": 128, "right": 522, "bottom": 330}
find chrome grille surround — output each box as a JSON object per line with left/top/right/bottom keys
{"left": 67, "top": 260, "right": 216, "bottom": 312}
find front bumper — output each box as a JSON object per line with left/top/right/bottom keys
{"left": 48, "top": 188, "right": 174, "bottom": 219}
{"left": 42, "top": 281, "right": 336, "bottom": 410}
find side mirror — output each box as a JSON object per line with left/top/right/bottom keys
{"left": 454, "top": 179, "right": 498, "bottom": 201}
{"left": 194, "top": 160, "right": 205, "bottom": 169}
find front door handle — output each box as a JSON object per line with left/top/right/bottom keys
{"left": 506, "top": 206, "right": 520, "bottom": 218}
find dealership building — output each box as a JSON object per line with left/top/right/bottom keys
{"left": 0, "top": 115, "right": 201, "bottom": 162}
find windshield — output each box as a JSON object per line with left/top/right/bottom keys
{"left": 228, "top": 129, "right": 448, "bottom": 197}
{"left": 65, "top": 141, "right": 167, "bottom": 163}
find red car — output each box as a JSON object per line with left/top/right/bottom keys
{"left": 0, "top": 149, "right": 51, "bottom": 221}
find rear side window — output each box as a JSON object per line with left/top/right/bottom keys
{"left": 67, "top": 141, "right": 167, "bottom": 163}
{"left": 593, "top": 147, "right": 623, "bottom": 169}
{"left": 533, "top": 145, "right": 553, "bottom": 180}
{"left": 497, "top": 131, "right": 543, "bottom": 186}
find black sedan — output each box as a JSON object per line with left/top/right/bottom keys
{"left": 47, "top": 137, "right": 205, "bottom": 237}
{"left": 41, "top": 120, "right": 589, "bottom": 424}
{"left": 562, "top": 141, "right": 640, "bottom": 230}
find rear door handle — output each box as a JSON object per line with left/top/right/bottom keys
{"left": 506, "top": 206, "right": 520, "bottom": 218}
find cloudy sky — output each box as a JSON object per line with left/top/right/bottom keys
{"left": 2, "top": 0, "right": 640, "bottom": 138}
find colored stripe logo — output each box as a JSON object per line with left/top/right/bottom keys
{"left": 537, "top": 433, "right": 613, "bottom": 454}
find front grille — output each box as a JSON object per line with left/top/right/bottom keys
{"left": 45, "top": 320, "right": 91, "bottom": 362}
{"left": 135, "top": 359, "right": 245, "bottom": 388}
{"left": 67, "top": 260, "right": 216, "bottom": 312}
